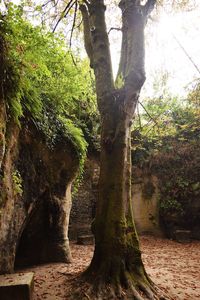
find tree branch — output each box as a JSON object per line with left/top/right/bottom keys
{"left": 139, "top": 101, "right": 158, "bottom": 126}
{"left": 83, "top": 0, "right": 91, "bottom": 10}
{"left": 52, "top": 0, "right": 76, "bottom": 33}
{"left": 108, "top": 27, "right": 121, "bottom": 35}
{"left": 120, "top": 0, "right": 146, "bottom": 95}
{"left": 41, "top": 0, "right": 54, "bottom": 8}
{"left": 143, "top": 0, "right": 156, "bottom": 17}
{"left": 81, "top": 0, "right": 114, "bottom": 101}
{"left": 69, "top": 1, "right": 78, "bottom": 48}
{"left": 2, "top": 0, "right": 9, "bottom": 10}
{"left": 79, "top": 3, "right": 94, "bottom": 67}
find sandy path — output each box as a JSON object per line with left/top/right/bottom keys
{"left": 20, "top": 236, "right": 200, "bottom": 300}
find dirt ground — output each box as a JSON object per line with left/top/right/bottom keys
{"left": 20, "top": 236, "right": 200, "bottom": 300}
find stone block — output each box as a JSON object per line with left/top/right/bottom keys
{"left": 77, "top": 235, "right": 94, "bottom": 245}
{"left": 0, "top": 272, "right": 34, "bottom": 300}
{"left": 174, "top": 230, "right": 191, "bottom": 243}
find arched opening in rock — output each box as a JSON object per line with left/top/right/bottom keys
{"left": 15, "top": 187, "right": 72, "bottom": 270}
{"left": 15, "top": 191, "right": 51, "bottom": 269}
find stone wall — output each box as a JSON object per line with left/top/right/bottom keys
{"left": 69, "top": 158, "right": 200, "bottom": 241}
{"left": 69, "top": 161, "right": 162, "bottom": 240}
{"left": 69, "top": 157, "right": 99, "bottom": 240}
{"left": 132, "top": 167, "right": 162, "bottom": 236}
{"left": 0, "top": 120, "right": 79, "bottom": 273}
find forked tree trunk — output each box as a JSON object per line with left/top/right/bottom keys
{"left": 81, "top": 99, "right": 163, "bottom": 300}
{"left": 74, "top": 0, "right": 170, "bottom": 299}
{"left": 87, "top": 103, "right": 150, "bottom": 296}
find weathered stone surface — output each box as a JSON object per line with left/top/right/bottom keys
{"left": 0, "top": 120, "right": 79, "bottom": 274}
{"left": 0, "top": 122, "right": 20, "bottom": 274}
{"left": 174, "top": 230, "right": 191, "bottom": 243}
{"left": 132, "top": 168, "right": 163, "bottom": 237}
{"left": 69, "top": 157, "right": 99, "bottom": 240}
{"left": 0, "top": 272, "right": 34, "bottom": 300}
{"left": 192, "top": 227, "right": 200, "bottom": 240}
{"left": 77, "top": 235, "right": 94, "bottom": 245}
{"left": 69, "top": 161, "right": 163, "bottom": 240}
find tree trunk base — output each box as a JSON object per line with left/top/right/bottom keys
{"left": 67, "top": 272, "right": 172, "bottom": 300}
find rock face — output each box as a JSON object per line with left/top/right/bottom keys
{"left": 69, "top": 157, "right": 99, "bottom": 240}
{"left": 0, "top": 120, "right": 79, "bottom": 274}
{"left": 70, "top": 159, "right": 200, "bottom": 241}
{"left": 69, "top": 161, "right": 162, "bottom": 240}
{"left": 132, "top": 168, "right": 162, "bottom": 237}
{"left": 149, "top": 140, "right": 200, "bottom": 240}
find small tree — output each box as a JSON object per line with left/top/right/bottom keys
{"left": 73, "top": 0, "right": 169, "bottom": 299}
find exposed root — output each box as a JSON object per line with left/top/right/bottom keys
{"left": 138, "top": 282, "right": 154, "bottom": 300}
{"left": 129, "top": 284, "right": 145, "bottom": 300}
{"left": 83, "top": 292, "right": 91, "bottom": 299}
{"left": 66, "top": 273, "right": 173, "bottom": 300}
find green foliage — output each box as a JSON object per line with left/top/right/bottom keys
{"left": 61, "top": 118, "right": 87, "bottom": 157}
{"left": 38, "top": 102, "right": 90, "bottom": 193}
{"left": 59, "top": 116, "right": 88, "bottom": 192}
{"left": 160, "top": 197, "right": 184, "bottom": 216}
{"left": 0, "top": 4, "right": 98, "bottom": 176}
{"left": 115, "top": 73, "right": 124, "bottom": 89}
{"left": 12, "top": 170, "right": 23, "bottom": 196}
{"left": 133, "top": 84, "right": 200, "bottom": 164}
{"left": 132, "top": 80, "right": 200, "bottom": 226}
{"left": 1, "top": 4, "right": 95, "bottom": 120}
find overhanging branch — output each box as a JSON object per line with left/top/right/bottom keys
{"left": 69, "top": 1, "right": 78, "bottom": 48}
{"left": 143, "top": 0, "right": 156, "bottom": 17}
{"left": 139, "top": 101, "right": 158, "bottom": 126}
{"left": 53, "top": 0, "right": 76, "bottom": 32}
{"left": 108, "top": 27, "right": 121, "bottom": 35}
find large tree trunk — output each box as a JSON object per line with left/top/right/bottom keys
{"left": 73, "top": 0, "right": 170, "bottom": 299}
{"left": 80, "top": 100, "right": 165, "bottom": 300}
{"left": 88, "top": 106, "right": 150, "bottom": 297}
{"left": 71, "top": 98, "right": 168, "bottom": 299}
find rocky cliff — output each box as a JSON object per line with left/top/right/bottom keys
{"left": 0, "top": 119, "right": 79, "bottom": 274}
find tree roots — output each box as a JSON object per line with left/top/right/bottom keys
{"left": 67, "top": 272, "right": 172, "bottom": 300}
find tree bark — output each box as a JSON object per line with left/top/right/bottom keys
{"left": 74, "top": 0, "right": 170, "bottom": 299}
{"left": 82, "top": 94, "right": 161, "bottom": 300}
{"left": 0, "top": 33, "right": 7, "bottom": 168}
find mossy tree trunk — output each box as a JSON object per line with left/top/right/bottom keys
{"left": 0, "top": 34, "right": 7, "bottom": 168}
{"left": 76, "top": 0, "right": 168, "bottom": 299}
